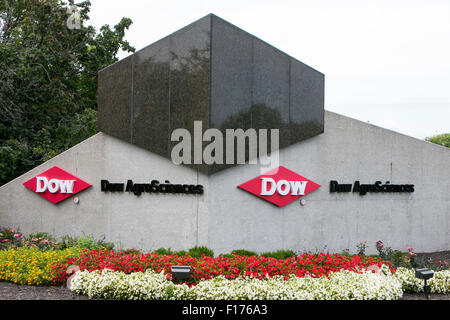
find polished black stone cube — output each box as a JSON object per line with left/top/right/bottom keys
{"left": 98, "top": 14, "right": 324, "bottom": 174}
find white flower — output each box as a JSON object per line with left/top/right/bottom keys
{"left": 69, "top": 267, "right": 416, "bottom": 300}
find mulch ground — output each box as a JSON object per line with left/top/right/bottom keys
{"left": 0, "top": 251, "right": 449, "bottom": 300}
{"left": 0, "top": 281, "right": 90, "bottom": 300}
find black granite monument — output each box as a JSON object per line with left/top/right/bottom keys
{"left": 98, "top": 14, "right": 324, "bottom": 174}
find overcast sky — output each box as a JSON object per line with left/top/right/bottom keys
{"left": 87, "top": 0, "right": 450, "bottom": 140}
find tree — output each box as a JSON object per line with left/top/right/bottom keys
{"left": 0, "top": 0, "right": 135, "bottom": 186}
{"left": 425, "top": 133, "right": 450, "bottom": 148}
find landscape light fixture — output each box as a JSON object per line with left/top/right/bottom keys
{"left": 171, "top": 265, "right": 191, "bottom": 281}
{"left": 415, "top": 268, "right": 434, "bottom": 299}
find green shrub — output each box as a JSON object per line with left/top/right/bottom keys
{"left": 120, "top": 248, "right": 142, "bottom": 255}
{"left": 356, "top": 241, "right": 368, "bottom": 256}
{"left": 154, "top": 248, "right": 174, "bottom": 255}
{"left": 0, "top": 227, "right": 24, "bottom": 249}
{"left": 386, "top": 250, "right": 413, "bottom": 269}
{"left": 339, "top": 250, "right": 351, "bottom": 257}
{"left": 231, "top": 249, "right": 258, "bottom": 257}
{"left": 56, "top": 235, "right": 79, "bottom": 250}
{"left": 175, "top": 250, "right": 187, "bottom": 256}
{"left": 23, "top": 232, "right": 58, "bottom": 251}
{"left": 56, "top": 234, "right": 114, "bottom": 250}
{"left": 261, "top": 250, "right": 296, "bottom": 259}
{"left": 77, "top": 235, "right": 114, "bottom": 250}
{"left": 25, "top": 232, "right": 56, "bottom": 242}
{"left": 188, "top": 246, "right": 214, "bottom": 258}
{"left": 219, "top": 253, "right": 234, "bottom": 258}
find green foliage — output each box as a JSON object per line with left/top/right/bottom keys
{"left": 386, "top": 250, "right": 413, "bottom": 269}
{"left": 25, "top": 232, "right": 56, "bottom": 242}
{"left": 375, "top": 240, "right": 393, "bottom": 261}
{"left": 56, "top": 235, "right": 78, "bottom": 250}
{"left": 165, "top": 283, "right": 175, "bottom": 299}
{"left": 231, "top": 249, "right": 259, "bottom": 257}
{"left": 23, "top": 232, "right": 58, "bottom": 251}
{"left": 175, "top": 250, "right": 187, "bottom": 256}
{"left": 261, "top": 250, "right": 297, "bottom": 259}
{"left": 188, "top": 246, "right": 214, "bottom": 258}
{"left": 56, "top": 234, "right": 114, "bottom": 250}
{"left": 425, "top": 133, "right": 450, "bottom": 148}
{"left": 120, "top": 248, "right": 142, "bottom": 255}
{"left": 372, "top": 240, "right": 447, "bottom": 270}
{"left": 0, "top": 0, "right": 135, "bottom": 186}
{"left": 356, "top": 241, "right": 368, "bottom": 256}
{"left": 76, "top": 234, "right": 114, "bottom": 250}
{"left": 0, "top": 227, "right": 23, "bottom": 249}
{"left": 153, "top": 248, "right": 174, "bottom": 256}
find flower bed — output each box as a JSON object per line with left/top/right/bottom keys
{"left": 0, "top": 247, "right": 83, "bottom": 285}
{"left": 51, "top": 249, "right": 393, "bottom": 286}
{"left": 68, "top": 266, "right": 450, "bottom": 300}
{"left": 2, "top": 245, "right": 449, "bottom": 299}
{"left": 70, "top": 266, "right": 404, "bottom": 300}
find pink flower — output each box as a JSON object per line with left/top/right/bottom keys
{"left": 14, "top": 233, "right": 22, "bottom": 238}
{"left": 2, "top": 239, "right": 9, "bottom": 242}
{"left": 408, "top": 247, "right": 414, "bottom": 252}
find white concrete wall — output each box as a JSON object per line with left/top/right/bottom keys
{"left": 208, "top": 111, "right": 450, "bottom": 254}
{"left": 0, "top": 111, "right": 449, "bottom": 254}
{"left": 0, "top": 133, "right": 208, "bottom": 251}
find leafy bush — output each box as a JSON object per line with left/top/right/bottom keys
{"left": 188, "top": 246, "right": 214, "bottom": 258}
{"left": 25, "top": 232, "right": 56, "bottom": 242}
{"left": 76, "top": 235, "right": 114, "bottom": 250}
{"left": 56, "top": 234, "right": 114, "bottom": 251}
{"left": 153, "top": 248, "right": 174, "bottom": 255}
{"left": 175, "top": 250, "right": 187, "bottom": 256}
{"left": 23, "top": 232, "right": 58, "bottom": 251}
{"left": 120, "top": 248, "right": 142, "bottom": 255}
{"left": 373, "top": 241, "right": 431, "bottom": 270}
{"left": 356, "top": 241, "right": 368, "bottom": 256}
{"left": 0, "top": 227, "right": 23, "bottom": 249}
{"left": 261, "top": 250, "right": 296, "bottom": 259}
{"left": 385, "top": 250, "right": 414, "bottom": 269}
{"left": 56, "top": 235, "right": 79, "bottom": 250}
{"left": 375, "top": 240, "right": 393, "bottom": 261}
{"left": 231, "top": 249, "right": 258, "bottom": 257}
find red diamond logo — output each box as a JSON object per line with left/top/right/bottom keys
{"left": 23, "top": 166, "right": 91, "bottom": 204}
{"left": 237, "top": 166, "right": 321, "bottom": 207}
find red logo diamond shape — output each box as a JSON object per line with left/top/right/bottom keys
{"left": 237, "top": 166, "right": 321, "bottom": 207}
{"left": 23, "top": 166, "right": 92, "bottom": 204}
